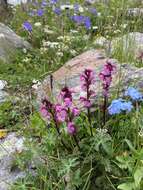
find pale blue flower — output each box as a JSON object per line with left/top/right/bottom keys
{"left": 125, "top": 87, "right": 142, "bottom": 101}
{"left": 108, "top": 98, "right": 133, "bottom": 115}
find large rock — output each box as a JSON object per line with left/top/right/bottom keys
{"left": 0, "top": 23, "right": 31, "bottom": 63}
{"left": 0, "top": 133, "right": 25, "bottom": 190}
{"left": 36, "top": 49, "right": 143, "bottom": 106}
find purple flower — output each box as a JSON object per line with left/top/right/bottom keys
{"left": 40, "top": 104, "right": 51, "bottom": 119}
{"left": 23, "top": 21, "right": 32, "bottom": 32}
{"left": 40, "top": 98, "right": 53, "bottom": 120}
{"left": 99, "top": 61, "right": 116, "bottom": 97}
{"left": 50, "top": 0, "right": 58, "bottom": 4}
{"left": 54, "top": 7, "right": 61, "bottom": 15}
{"left": 67, "top": 122, "right": 76, "bottom": 135}
{"left": 80, "top": 69, "right": 95, "bottom": 108}
{"left": 89, "top": 7, "right": 97, "bottom": 15}
{"left": 59, "top": 87, "right": 73, "bottom": 108}
{"left": 74, "top": 3, "right": 79, "bottom": 12}
{"left": 71, "top": 15, "right": 85, "bottom": 24}
{"left": 80, "top": 97, "right": 92, "bottom": 108}
{"left": 55, "top": 104, "right": 67, "bottom": 122}
{"left": 37, "top": 9, "right": 44, "bottom": 16}
{"left": 41, "top": 1, "right": 48, "bottom": 7}
{"left": 80, "top": 69, "right": 95, "bottom": 90}
{"left": 72, "top": 107, "right": 80, "bottom": 117}
{"left": 84, "top": 17, "right": 91, "bottom": 30}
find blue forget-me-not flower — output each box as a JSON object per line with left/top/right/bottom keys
{"left": 108, "top": 98, "right": 133, "bottom": 115}
{"left": 125, "top": 87, "right": 143, "bottom": 101}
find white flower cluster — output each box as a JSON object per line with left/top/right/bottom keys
{"left": 138, "top": 129, "right": 143, "bottom": 137}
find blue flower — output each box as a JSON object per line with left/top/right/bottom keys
{"left": 89, "top": 7, "right": 97, "bottom": 15}
{"left": 41, "top": 1, "right": 48, "bottom": 7}
{"left": 74, "top": 3, "right": 79, "bottom": 12}
{"left": 125, "top": 87, "right": 143, "bottom": 101}
{"left": 84, "top": 17, "right": 91, "bottom": 30}
{"left": 23, "top": 21, "right": 32, "bottom": 32}
{"left": 108, "top": 98, "right": 133, "bottom": 115}
{"left": 50, "top": 0, "right": 58, "bottom": 4}
{"left": 121, "top": 101, "right": 133, "bottom": 112}
{"left": 37, "top": 9, "right": 44, "bottom": 16}
{"left": 54, "top": 7, "right": 61, "bottom": 15}
{"left": 71, "top": 15, "right": 85, "bottom": 24}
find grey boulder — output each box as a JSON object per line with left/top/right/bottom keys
{"left": 0, "top": 23, "right": 31, "bottom": 63}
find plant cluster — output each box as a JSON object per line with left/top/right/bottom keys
{"left": 12, "top": 61, "right": 143, "bottom": 190}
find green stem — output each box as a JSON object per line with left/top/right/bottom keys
{"left": 73, "top": 135, "right": 80, "bottom": 151}
{"left": 87, "top": 107, "right": 93, "bottom": 136}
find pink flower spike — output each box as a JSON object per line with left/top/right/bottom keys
{"left": 40, "top": 105, "right": 50, "bottom": 119}
{"left": 72, "top": 107, "right": 80, "bottom": 117}
{"left": 55, "top": 104, "right": 67, "bottom": 123}
{"left": 64, "top": 98, "right": 72, "bottom": 108}
{"left": 67, "top": 122, "right": 77, "bottom": 135}
{"left": 99, "top": 61, "right": 116, "bottom": 97}
{"left": 80, "top": 97, "right": 92, "bottom": 108}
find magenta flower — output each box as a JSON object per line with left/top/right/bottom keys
{"left": 80, "top": 97, "right": 91, "bottom": 108}
{"left": 55, "top": 104, "right": 67, "bottom": 122}
{"left": 40, "top": 104, "right": 50, "bottom": 119}
{"left": 80, "top": 69, "right": 95, "bottom": 108}
{"left": 59, "top": 87, "right": 74, "bottom": 108}
{"left": 72, "top": 107, "right": 80, "bottom": 117}
{"left": 67, "top": 122, "right": 77, "bottom": 135}
{"left": 99, "top": 61, "right": 116, "bottom": 97}
{"left": 40, "top": 98, "right": 54, "bottom": 120}
{"left": 64, "top": 97, "right": 72, "bottom": 108}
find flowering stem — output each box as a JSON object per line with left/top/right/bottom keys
{"left": 87, "top": 107, "right": 93, "bottom": 136}
{"left": 87, "top": 86, "right": 93, "bottom": 136}
{"left": 54, "top": 119, "right": 70, "bottom": 151}
{"left": 103, "top": 96, "right": 107, "bottom": 126}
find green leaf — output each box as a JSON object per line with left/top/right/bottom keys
{"left": 134, "top": 167, "right": 143, "bottom": 187}
{"left": 124, "top": 139, "right": 136, "bottom": 153}
{"left": 118, "top": 182, "right": 135, "bottom": 190}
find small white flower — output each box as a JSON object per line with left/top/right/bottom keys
{"left": 22, "top": 57, "right": 30, "bottom": 63}
{"left": 23, "top": 48, "right": 27, "bottom": 54}
{"left": 97, "top": 12, "right": 101, "bottom": 17}
{"left": 60, "top": 4, "right": 74, "bottom": 10}
{"left": 122, "top": 24, "right": 128, "bottom": 29}
{"left": 79, "top": 6, "right": 84, "bottom": 13}
{"left": 32, "top": 80, "right": 41, "bottom": 90}
{"left": 139, "top": 129, "right": 143, "bottom": 137}
{"left": 70, "top": 30, "right": 78, "bottom": 34}
{"left": 34, "top": 22, "right": 42, "bottom": 27}
{"left": 70, "top": 49, "right": 77, "bottom": 56}
{"left": 92, "top": 26, "right": 98, "bottom": 30}
{"left": 57, "top": 52, "right": 64, "bottom": 57}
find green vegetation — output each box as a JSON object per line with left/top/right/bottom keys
{"left": 0, "top": 0, "right": 143, "bottom": 189}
